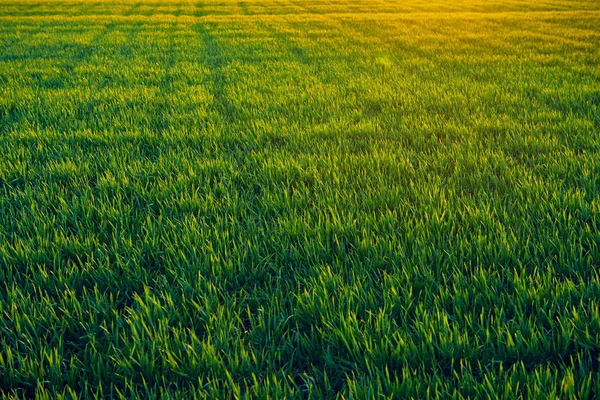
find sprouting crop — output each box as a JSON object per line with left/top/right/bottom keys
{"left": 1, "top": 0, "right": 599, "bottom": 398}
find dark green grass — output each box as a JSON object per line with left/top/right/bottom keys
{"left": 1, "top": 0, "right": 599, "bottom": 398}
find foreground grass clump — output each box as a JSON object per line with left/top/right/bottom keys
{"left": 1, "top": 0, "right": 599, "bottom": 397}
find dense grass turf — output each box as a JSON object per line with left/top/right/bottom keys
{"left": 1, "top": 0, "right": 599, "bottom": 398}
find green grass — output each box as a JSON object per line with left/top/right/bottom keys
{"left": 1, "top": 0, "right": 599, "bottom": 398}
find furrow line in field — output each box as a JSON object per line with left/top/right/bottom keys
{"left": 193, "top": 23, "right": 239, "bottom": 129}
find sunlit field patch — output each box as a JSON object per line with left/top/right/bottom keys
{"left": 0, "top": 0, "right": 599, "bottom": 398}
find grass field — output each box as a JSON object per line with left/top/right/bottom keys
{"left": 1, "top": 0, "right": 599, "bottom": 398}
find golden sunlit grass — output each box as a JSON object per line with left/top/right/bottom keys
{"left": 1, "top": 0, "right": 599, "bottom": 398}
